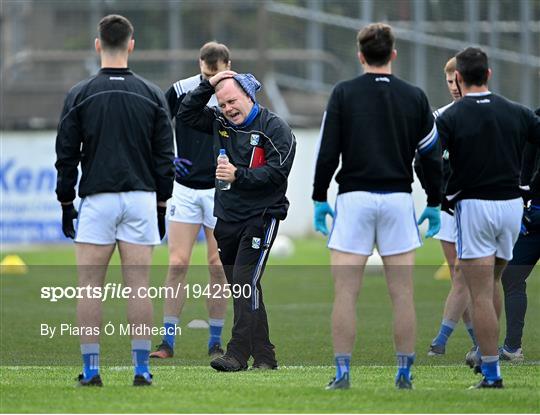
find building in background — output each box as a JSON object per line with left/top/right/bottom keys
{"left": 1, "top": 0, "right": 539, "bottom": 244}
{"left": 1, "top": 0, "right": 539, "bottom": 129}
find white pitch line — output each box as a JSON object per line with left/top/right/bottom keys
{"left": 2, "top": 363, "right": 539, "bottom": 370}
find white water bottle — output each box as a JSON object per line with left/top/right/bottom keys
{"left": 217, "top": 149, "right": 231, "bottom": 191}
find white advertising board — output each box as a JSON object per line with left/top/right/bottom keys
{"left": 1, "top": 132, "right": 72, "bottom": 244}
{"left": 1, "top": 130, "right": 428, "bottom": 244}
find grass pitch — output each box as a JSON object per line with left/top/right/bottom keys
{"left": 1, "top": 238, "right": 539, "bottom": 413}
{"left": 1, "top": 365, "right": 539, "bottom": 413}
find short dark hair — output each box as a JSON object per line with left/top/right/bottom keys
{"left": 98, "top": 15, "right": 134, "bottom": 51}
{"left": 199, "top": 42, "right": 230, "bottom": 71}
{"left": 357, "top": 23, "right": 395, "bottom": 66}
{"left": 456, "top": 47, "right": 489, "bottom": 87}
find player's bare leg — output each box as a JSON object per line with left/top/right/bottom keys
{"left": 382, "top": 250, "right": 416, "bottom": 354}
{"left": 493, "top": 258, "right": 508, "bottom": 320}
{"left": 205, "top": 226, "right": 227, "bottom": 357}
{"left": 75, "top": 243, "right": 115, "bottom": 344}
{"left": 460, "top": 255, "right": 498, "bottom": 356}
{"left": 75, "top": 242, "right": 115, "bottom": 384}
{"left": 460, "top": 254, "right": 504, "bottom": 386}
{"left": 150, "top": 222, "right": 199, "bottom": 358}
{"left": 440, "top": 241, "right": 472, "bottom": 324}
{"left": 383, "top": 249, "right": 416, "bottom": 388}
{"left": 163, "top": 222, "right": 200, "bottom": 318}
{"left": 430, "top": 241, "right": 475, "bottom": 356}
{"left": 118, "top": 241, "right": 154, "bottom": 339}
{"left": 118, "top": 241, "right": 154, "bottom": 384}
{"left": 464, "top": 259, "right": 505, "bottom": 372}
{"left": 331, "top": 250, "right": 367, "bottom": 353}
{"left": 326, "top": 249, "right": 368, "bottom": 389}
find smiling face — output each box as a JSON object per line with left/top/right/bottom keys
{"left": 215, "top": 78, "right": 254, "bottom": 125}
{"left": 445, "top": 71, "right": 461, "bottom": 101}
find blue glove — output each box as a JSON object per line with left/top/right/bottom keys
{"left": 313, "top": 201, "right": 335, "bottom": 236}
{"left": 417, "top": 205, "right": 441, "bottom": 238}
{"left": 173, "top": 158, "right": 192, "bottom": 178}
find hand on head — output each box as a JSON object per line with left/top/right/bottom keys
{"left": 209, "top": 70, "right": 238, "bottom": 87}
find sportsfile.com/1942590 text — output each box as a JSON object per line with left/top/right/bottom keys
{"left": 40, "top": 283, "right": 251, "bottom": 302}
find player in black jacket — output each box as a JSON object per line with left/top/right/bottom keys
{"left": 437, "top": 48, "right": 540, "bottom": 388}
{"left": 150, "top": 42, "right": 230, "bottom": 361}
{"left": 499, "top": 107, "right": 540, "bottom": 362}
{"left": 54, "top": 15, "right": 174, "bottom": 387}
{"left": 178, "top": 70, "right": 296, "bottom": 371}
{"left": 312, "top": 23, "right": 443, "bottom": 390}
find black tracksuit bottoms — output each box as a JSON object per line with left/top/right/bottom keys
{"left": 501, "top": 228, "right": 540, "bottom": 349}
{"left": 213, "top": 215, "right": 279, "bottom": 366}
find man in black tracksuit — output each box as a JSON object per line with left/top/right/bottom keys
{"left": 500, "top": 107, "right": 540, "bottom": 361}
{"left": 150, "top": 42, "right": 231, "bottom": 360}
{"left": 178, "top": 70, "right": 296, "bottom": 371}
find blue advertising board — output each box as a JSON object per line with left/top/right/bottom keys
{"left": 1, "top": 132, "right": 76, "bottom": 244}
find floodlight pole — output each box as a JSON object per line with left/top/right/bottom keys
{"left": 488, "top": 0, "right": 500, "bottom": 93}
{"left": 520, "top": 0, "right": 532, "bottom": 108}
{"left": 413, "top": 0, "right": 427, "bottom": 92}
{"left": 307, "top": 0, "right": 323, "bottom": 86}
{"left": 168, "top": 0, "right": 183, "bottom": 82}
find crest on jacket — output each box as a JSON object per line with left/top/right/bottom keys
{"left": 250, "top": 134, "right": 260, "bottom": 146}
{"left": 251, "top": 237, "right": 261, "bottom": 249}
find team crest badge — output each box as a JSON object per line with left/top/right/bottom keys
{"left": 442, "top": 149, "right": 449, "bottom": 160}
{"left": 251, "top": 237, "right": 261, "bottom": 249}
{"left": 250, "top": 134, "right": 260, "bottom": 145}
{"left": 219, "top": 129, "right": 229, "bottom": 138}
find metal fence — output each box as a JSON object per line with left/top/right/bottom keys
{"left": 1, "top": 0, "right": 539, "bottom": 128}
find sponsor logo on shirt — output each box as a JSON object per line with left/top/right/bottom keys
{"left": 252, "top": 237, "right": 261, "bottom": 249}
{"left": 375, "top": 77, "right": 390, "bottom": 83}
{"left": 250, "top": 134, "right": 260, "bottom": 146}
{"left": 219, "top": 130, "right": 229, "bottom": 138}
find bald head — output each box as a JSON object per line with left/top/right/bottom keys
{"left": 215, "top": 78, "right": 244, "bottom": 95}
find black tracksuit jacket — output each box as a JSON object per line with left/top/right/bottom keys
{"left": 55, "top": 67, "right": 175, "bottom": 203}
{"left": 414, "top": 102, "right": 454, "bottom": 211}
{"left": 522, "top": 108, "right": 540, "bottom": 201}
{"left": 165, "top": 74, "right": 216, "bottom": 189}
{"left": 177, "top": 79, "right": 296, "bottom": 222}
{"left": 312, "top": 73, "right": 442, "bottom": 206}
{"left": 436, "top": 94, "right": 540, "bottom": 203}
